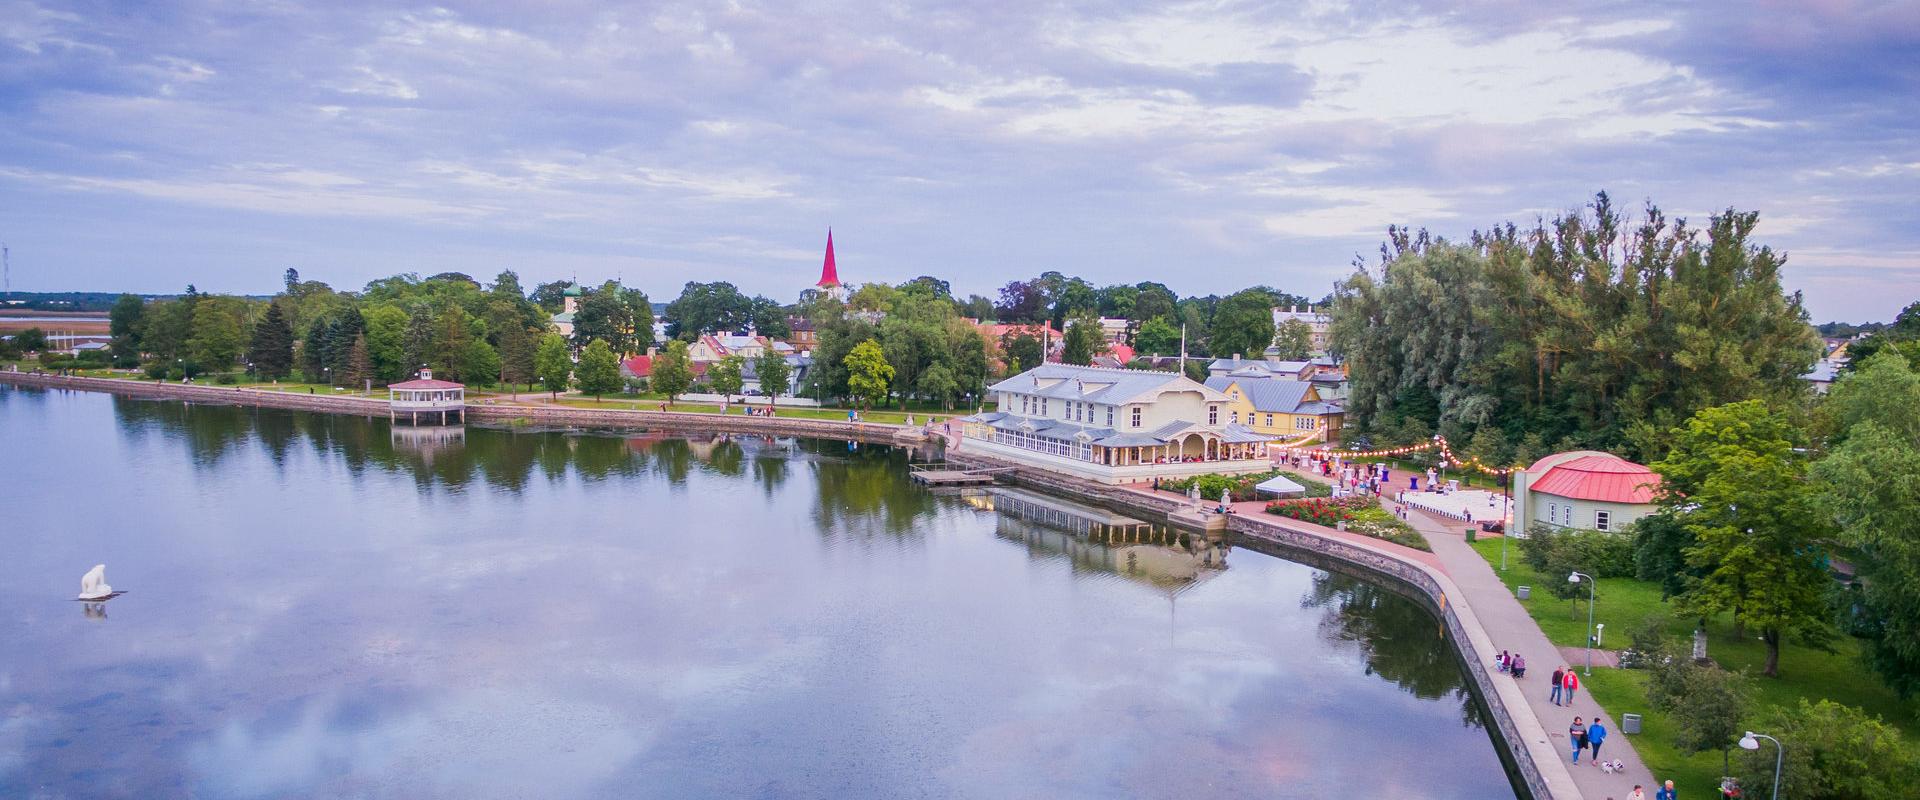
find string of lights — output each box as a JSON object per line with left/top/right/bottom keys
{"left": 1278, "top": 434, "right": 1523, "bottom": 477}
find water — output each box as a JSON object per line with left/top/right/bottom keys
{"left": 0, "top": 387, "right": 1520, "bottom": 799}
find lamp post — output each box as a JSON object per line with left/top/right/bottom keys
{"left": 1500, "top": 470, "right": 1511, "bottom": 571}
{"left": 1569, "top": 570, "right": 1595, "bottom": 675}
{"left": 1739, "top": 730, "right": 1783, "bottom": 800}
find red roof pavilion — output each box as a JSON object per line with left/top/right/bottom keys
{"left": 1528, "top": 453, "right": 1660, "bottom": 504}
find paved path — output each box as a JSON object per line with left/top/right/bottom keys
{"left": 1407, "top": 511, "right": 1661, "bottom": 799}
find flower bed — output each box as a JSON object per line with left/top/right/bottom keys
{"left": 1265, "top": 495, "right": 1430, "bottom": 551}
{"left": 1162, "top": 470, "right": 1329, "bottom": 502}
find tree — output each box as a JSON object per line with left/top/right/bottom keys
{"left": 755, "top": 349, "right": 791, "bottom": 407}
{"left": 530, "top": 280, "right": 572, "bottom": 313}
{"left": 650, "top": 339, "right": 694, "bottom": 405}
{"left": 571, "top": 281, "right": 638, "bottom": 353}
{"left": 664, "top": 281, "right": 752, "bottom": 339}
{"left": 430, "top": 306, "right": 473, "bottom": 382}
{"left": 303, "top": 318, "right": 331, "bottom": 383}
{"left": 497, "top": 323, "right": 536, "bottom": 393}
{"left": 845, "top": 339, "right": 893, "bottom": 409}
{"left": 246, "top": 302, "right": 295, "bottom": 379}
{"left": 459, "top": 338, "right": 500, "bottom": 388}
{"left": 1062, "top": 313, "right": 1103, "bottom": 365}
{"left": 709, "top": 355, "right": 745, "bottom": 403}
{"left": 1643, "top": 648, "right": 1749, "bottom": 757}
{"left": 917, "top": 362, "right": 958, "bottom": 409}
{"left": 401, "top": 308, "right": 435, "bottom": 377}
{"left": 187, "top": 297, "right": 247, "bottom": 372}
{"left": 1208, "top": 288, "right": 1277, "bottom": 360}
{"left": 1003, "top": 333, "right": 1043, "bottom": 374}
{"left": 343, "top": 332, "right": 373, "bottom": 389}
{"left": 362, "top": 305, "right": 410, "bottom": 384}
{"left": 1132, "top": 283, "right": 1177, "bottom": 322}
{"left": 1810, "top": 352, "right": 1920, "bottom": 696}
{"left": 994, "top": 280, "right": 1047, "bottom": 322}
{"left": 1273, "top": 318, "right": 1314, "bottom": 360}
{"left": 109, "top": 294, "right": 146, "bottom": 365}
{"left": 1734, "top": 699, "right": 1920, "bottom": 800}
{"left": 575, "top": 339, "right": 622, "bottom": 400}
{"left": 1652, "top": 400, "right": 1833, "bottom": 676}
{"left": 1134, "top": 316, "right": 1180, "bottom": 357}
{"left": 534, "top": 333, "right": 573, "bottom": 399}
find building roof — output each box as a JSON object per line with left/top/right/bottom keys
{"left": 1204, "top": 375, "right": 1337, "bottom": 416}
{"left": 550, "top": 311, "right": 575, "bottom": 324}
{"left": 621, "top": 355, "right": 652, "bottom": 376}
{"left": 390, "top": 378, "right": 464, "bottom": 390}
{"left": 562, "top": 283, "right": 583, "bottom": 297}
{"left": 1208, "top": 357, "right": 1310, "bottom": 376}
{"left": 990, "top": 363, "right": 1225, "bottom": 405}
{"left": 1802, "top": 360, "right": 1840, "bottom": 383}
{"left": 1530, "top": 453, "right": 1660, "bottom": 504}
{"left": 962, "top": 411, "right": 1273, "bottom": 447}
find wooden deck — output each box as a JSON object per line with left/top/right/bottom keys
{"left": 908, "top": 464, "right": 1014, "bottom": 486}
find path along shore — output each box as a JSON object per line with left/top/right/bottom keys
{"left": 8, "top": 370, "right": 1640, "bottom": 798}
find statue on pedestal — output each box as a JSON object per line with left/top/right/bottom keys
{"left": 78, "top": 564, "right": 113, "bottom": 600}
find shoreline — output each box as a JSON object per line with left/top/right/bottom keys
{"left": 944, "top": 447, "right": 1573, "bottom": 800}
{"left": 0, "top": 372, "right": 934, "bottom": 446}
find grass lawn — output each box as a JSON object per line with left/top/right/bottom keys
{"left": 1468, "top": 537, "right": 1920, "bottom": 787}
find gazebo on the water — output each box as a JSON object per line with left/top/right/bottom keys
{"left": 388, "top": 369, "right": 465, "bottom": 425}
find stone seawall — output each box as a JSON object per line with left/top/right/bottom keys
{"left": 0, "top": 372, "right": 931, "bottom": 446}
{"left": 943, "top": 446, "right": 1565, "bottom": 800}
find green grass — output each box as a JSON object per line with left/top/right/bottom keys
{"left": 1468, "top": 537, "right": 1920, "bottom": 788}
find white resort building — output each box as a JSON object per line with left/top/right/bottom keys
{"left": 955, "top": 364, "right": 1277, "bottom": 483}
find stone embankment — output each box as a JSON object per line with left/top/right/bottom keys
{"left": 943, "top": 447, "right": 1574, "bottom": 800}
{"left": 0, "top": 372, "right": 931, "bottom": 445}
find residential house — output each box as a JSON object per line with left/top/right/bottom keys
{"left": 1512, "top": 451, "right": 1660, "bottom": 533}
{"left": 1270, "top": 305, "right": 1332, "bottom": 354}
{"left": 1207, "top": 357, "right": 1315, "bottom": 380}
{"left": 956, "top": 363, "right": 1276, "bottom": 483}
{"left": 1204, "top": 376, "right": 1344, "bottom": 442}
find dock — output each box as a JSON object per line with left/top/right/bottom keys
{"left": 908, "top": 464, "right": 1014, "bottom": 486}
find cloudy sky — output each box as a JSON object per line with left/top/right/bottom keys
{"left": 2, "top": 1, "right": 1915, "bottom": 321}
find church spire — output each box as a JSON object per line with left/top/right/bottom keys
{"left": 817, "top": 228, "right": 840, "bottom": 288}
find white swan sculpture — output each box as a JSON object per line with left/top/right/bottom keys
{"left": 78, "top": 564, "right": 114, "bottom": 600}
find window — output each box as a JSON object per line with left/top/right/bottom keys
{"left": 1041, "top": 399, "right": 1049, "bottom": 416}
{"left": 1294, "top": 417, "right": 1316, "bottom": 430}
{"left": 1595, "top": 510, "right": 1612, "bottom": 532}
{"left": 1264, "top": 413, "right": 1273, "bottom": 427}
{"left": 1106, "top": 406, "right": 1114, "bottom": 426}
{"left": 1131, "top": 407, "right": 1142, "bottom": 428}
{"left": 1208, "top": 406, "right": 1218, "bottom": 425}
{"left": 1230, "top": 411, "right": 1239, "bottom": 423}
{"left": 1548, "top": 503, "right": 1558, "bottom": 524}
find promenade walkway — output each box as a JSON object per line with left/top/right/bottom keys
{"left": 1404, "top": 510, "right": 1662, "bottom": 799}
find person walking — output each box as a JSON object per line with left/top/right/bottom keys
{"left": 1569, "top": 716, "right": 1588, "bottom": 764}
{"left": 1549, "top": 667, "right": 1565, "bottom": 705}
{"left": 1654, "top": 779, "right": 1677, "bottom": 800}
{"left": 1628, "top": 785, "right": 1646, "bottom": 800}
{"left": 1587, "top": 717, "right": 1608, "bottom": 765}
{"left": 1563, "top": 668, "right": 1580, "bottom": 706}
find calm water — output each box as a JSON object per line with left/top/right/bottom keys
{"left": 0, "top": 387, "right": 1518, "bottom": 799}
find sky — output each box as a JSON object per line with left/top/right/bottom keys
{"left": 1, "top": 1, "right": 1916, "bottom": 322}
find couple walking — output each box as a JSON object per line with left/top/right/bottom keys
{"left": 1566, "top": 716, "right": 1608, "bottom": 764}
{"left": 1548, "top": 665, "right": 1580, "bottom": 706}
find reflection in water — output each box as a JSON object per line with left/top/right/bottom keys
{"left": 3, "top": 389, "right": 1518, "bottom": 799}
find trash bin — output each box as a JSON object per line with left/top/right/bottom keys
{"left": 1622, "top": 713, "right": 1642, "bottom": 735}
{"left": 1517, "top": 585, "right": 1531, "bottom": 600}
{"left": 1465, "top": 526, "right": 1477, "bottom": 542}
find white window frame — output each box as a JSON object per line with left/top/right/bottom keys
{"left": 1595, "top": 510, "right": 1610, "bottom": 532}
{"left": 1131, "top": 407, "right": 1142, "bottom": 428}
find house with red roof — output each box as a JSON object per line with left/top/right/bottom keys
{"left": 1513, "top": 451, "right": 1662, "bottom": 533}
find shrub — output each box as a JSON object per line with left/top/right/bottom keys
{"left": 1162, "top": 470, "right": 1328, "bottom": 502}
{"left": 1519, "top": 523, "right": 1635, "bottom": 598}
{"left": 212, "top": 372, "right": 240, "bottom": 385}
{"left": 1735, "top": 699, "right": 1920, "bottom": 800}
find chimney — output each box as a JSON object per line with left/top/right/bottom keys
{"left": 1233, "top": 353, "right": 1241, "bottom": 361}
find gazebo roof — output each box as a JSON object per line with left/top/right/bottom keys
{"left": 389, "top": 378, "right": 465, "bottom": 390}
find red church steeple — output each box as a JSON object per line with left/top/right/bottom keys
{"left": 818, "top": 229, "right": 840, "bottom": 288}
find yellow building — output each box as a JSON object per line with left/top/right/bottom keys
{"left": 1203, "top": 376, "right": 1344, "bottom": 442}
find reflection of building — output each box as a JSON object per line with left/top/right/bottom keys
{"left": 957, "top": 363, "right": 1275, "bottom": 482}
{"left": 390, "top": 424, "right": 466, "bottom": 462}
{"left": 979, "top": 488, "right": 1227, "bottom": 592}
{"left": 1513, "top": 451, "right": 1660, "bottom": 533}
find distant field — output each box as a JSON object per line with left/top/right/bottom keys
{"left": 0, "top": 311, "right": 110, "bottom": 334}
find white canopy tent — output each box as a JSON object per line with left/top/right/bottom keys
{"left": 1253, "top": 474, "right": 1308, "bottom": 498}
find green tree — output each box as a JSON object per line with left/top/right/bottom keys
{"left": 650, "top": 339, "right": 694, "bottom": 405}
{"left": 1062, "top": 313, "right": 1103, "bottom": 365}
{"left": 575, "top": 339, "right": 621, "bottom": 400}
{"left": 664, "top": 281, "right": 752, "bottom": 339}
{"left": 401, "top": 307, "right": 435, "bottom": 377}
{"left": 187, "top": 297, "right": 247, "bottom": 372}
{"left": 1810, "top": 352, "right": 1920, "bottom": 696}
{"left": 1207, "top": 288, "right": 1277, "bottom": 360}
{"left": 343, "top": 332, "right": 373, "bottom": 389}
{"left": 497, "top": 323, "right": 536, "bottom": 393}
{"left": 755, "top": 349, "right": 791, "bottom": 407}
{"left": 571, "top": 280, "right": 638, "bottom": 353}
{"left": 459, "top": 338, "right": 500, "bottom": 388}
{"left": 533, "top": 333, "right": 573, "bottom": 399}
{"left": 1134, "top": 316, "right": 1179, "bottom": 357}
{"left": 430, "top": 306, "right": 474, "bottom": 382}
{"left": 1643, "top": 648, "right": 1749, "bottom": 757}
{"left": 1003, "top": 332, "right": 1043, "bottom": 374}
{"left": 709, "top": 354, "right": 745, "bottom": 402}
{"left": 1653, "top": 400, "right": 1833, "bottom": 676}
{"left": 303, "top": 317, "right": 331, "bottom": 383}
{"left": 845, "top": 339, "right": 893, "bottom": 409}
{"left": 108, "top": 293, "right": 146, "bottom": 366}
{"left": 1273, "top": 318, "right": 1314, "bottom": 360}
{"left": 362, "top": 304, "right": 410, "bottom": 384}
{"left": 245, "top": 302, "right": 295, "bottom": 379}
{"left": 917, "top": 362, "right": 958, "bottom": 409}
{"left": 1734, "top": 699, "right": 1920, "bottom": 800}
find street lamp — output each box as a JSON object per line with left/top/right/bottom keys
{"left": 1739, "top": 730, "right": 1783, "bottom": 800}
{"left": 1569, "top": 571, "right": 1596, "bottom": 675}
